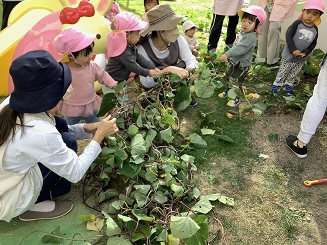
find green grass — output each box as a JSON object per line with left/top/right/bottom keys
{"left": 0, "top": 2, "right": 3, "bottom": 27}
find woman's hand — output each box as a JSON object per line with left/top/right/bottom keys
{"left": 163, "top": 66, "right": 189, "bottom": 79}
{"left": 92, "top": 116, "right": 119, "bottom": 145}
{"left": 186, "top": 68, "right": 199, "bottom": 79}
{"left": 149, "top": 68, "right": 162, "bottom": 77}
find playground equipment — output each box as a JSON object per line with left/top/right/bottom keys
{"left": 0, "top": 0, "right": 113, "bottom": 96}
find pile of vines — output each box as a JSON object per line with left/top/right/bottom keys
{"left": 79, "top": 67, "right": 235, "bottom": 244}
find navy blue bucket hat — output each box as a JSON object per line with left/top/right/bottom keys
{"left": 9, "top": 50, "right": 72, "bottom": 113}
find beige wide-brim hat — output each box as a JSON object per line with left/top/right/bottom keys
{"left": 141, "top": 4, "right": 183, "bottom": 37}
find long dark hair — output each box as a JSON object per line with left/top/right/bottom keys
{"left": 0, "top": 105, "right": 24, "bottom": 146}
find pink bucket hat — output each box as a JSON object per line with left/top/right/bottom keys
{"left": 107, "top": 12, "right": 147, "bottom": 57}
{"left": 54, "top": 27, "right": 98, "bottom": 54}
{"left": 298, "top": 0, "right": 325, "bottom": 26}
{"left": 238, "top": 5, "right": 266, "bottom": 34}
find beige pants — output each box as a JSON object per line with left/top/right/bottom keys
{"left": 257, "top": 8, "right": 282, "bottom": 65}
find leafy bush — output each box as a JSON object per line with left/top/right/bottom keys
{"left": 79, "top": 72, "right": 233, "bottom": 244}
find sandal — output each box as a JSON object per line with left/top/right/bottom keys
{"left": 227, "top": 98, "right": 240, "bottom": 107}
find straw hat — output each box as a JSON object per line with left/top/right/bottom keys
{"left": 141, "top": 4, "right": 182, "bottom": 37}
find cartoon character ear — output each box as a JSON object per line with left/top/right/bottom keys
{"left": 59, "top": 0, "right": 81, "bottom": 7}
{"left": 91, "top": 0, "right": 113, "bottom": 16}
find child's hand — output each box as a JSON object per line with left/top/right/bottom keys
{"left": 219, "top": 54, "right": 228, "bottom": 61}
{"left": 194, "top": 45, "right": 200, "bottom": 50}
{"left": 192, "top": 49, "right": 199, "bottom": 56}
{"left": 118, "top": 89, "right": 124, "bottom": 96}
{"left": 154, "top": 68, "right": 161, "bottom": 76}
{"left": 149, "top": 68, "right": 161, "bottom": 77}
{"left": 292, "top": 50, "right": 301, "bottom": 57}
{"left": 112, "top": 84, "right": 124, "bottom": 96}
{"left": 298, "top": 52, "right": 306, "bottom": 58}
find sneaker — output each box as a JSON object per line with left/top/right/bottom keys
{"left": 227, "top": 98, "right": 240, "bottom": 107}
{"left": 218, "top": 90, "right": 228, "bottom": 98}
{"left": 19, "top": 201, "right": 73, "bottom": 221}
{"left": 286, "top": 135, "right": 307, "bottom": 158}
{"left": 284, "top": 85, "right": 294, "bottom": 96}
{"left": 267, "top": 62, "right": 280, "bottom": 68}
{"left": 189, "top": 97, "right": 197, "bottom": 106}
{"left": 271, "top": 85, "right": 281, "bottom": 96}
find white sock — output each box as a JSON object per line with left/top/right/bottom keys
{"left": 29, "top": 200, "right": 55, "bottom": 212}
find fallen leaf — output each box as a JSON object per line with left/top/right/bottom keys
{"left": 87, "top": 218, "right": 104, "bottom": 231}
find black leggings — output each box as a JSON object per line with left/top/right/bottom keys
{"left": 225, "top": 63, "right": 249, "bottom": 90}
{"left": 207, "top": 13, "right": 239, "bottom": 50}
{"left": 36, "top": 116, "right": 78, "bottom": 203}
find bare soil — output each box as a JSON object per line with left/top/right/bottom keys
{"left": 194, "top": 108, "right": 327, "bottom": 244}
{"left": 250, "top": 110, "right": 327, "bottom": 243}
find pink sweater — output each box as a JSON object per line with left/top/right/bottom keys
{"left": 59, "top": 62, "right": 117, "bottom": 117}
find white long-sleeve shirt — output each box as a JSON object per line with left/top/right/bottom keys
{"left": 137, "top": 35, "right": 199, "bottom": 88}
{"left": 0, "top": 97, "right": 101, "bottom": 221}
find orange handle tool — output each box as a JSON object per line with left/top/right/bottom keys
{"left": 304, "top": 178, "right": 327, "bottom": 187}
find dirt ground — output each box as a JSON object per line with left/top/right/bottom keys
{"left": 250, "top": 110, "right": 327, "bottom": 242}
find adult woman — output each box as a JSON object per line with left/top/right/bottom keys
{"left": 137, "top": 4, "right": 199, "bottom": 105}
{"left": 257, "top": 0, "right": 298, "bottom": 66}
{"left": 207, "top": 0, "right": 245, "bottom": 53}
{"left": 0, "top": 50, "right": 118, "bottom": 222}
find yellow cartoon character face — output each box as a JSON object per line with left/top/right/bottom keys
{"left": 60, "top": 0, "right": 113, "bottom": 54}
{"left": 0, "top": 0, "right": 113, "bottom": 96}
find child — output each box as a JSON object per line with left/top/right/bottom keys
{"left": 218, "top": 5, "right": 266, "bottom": 107}
{"left": 286, "top": 54, "right": 327, "bottom": 158}
{"left": 271, "top": 0, "right": 324, "bottom": 96}
{"left": 105, "top": 12, "right": 161, "bottom": 86}
{"left": 257, "top": 0, "right": 297, "bottom": 66}
{"left": 182, "top": 20, "right": 200, "bottom": 56}
{"left": 54, "top": 27, "right": 118, "bottom": 125}
{"left": 105, "top": 0, "right": 121, "bottom": 21}
{"left": 142, "top": 0, "right": 159, "bottom": 23}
